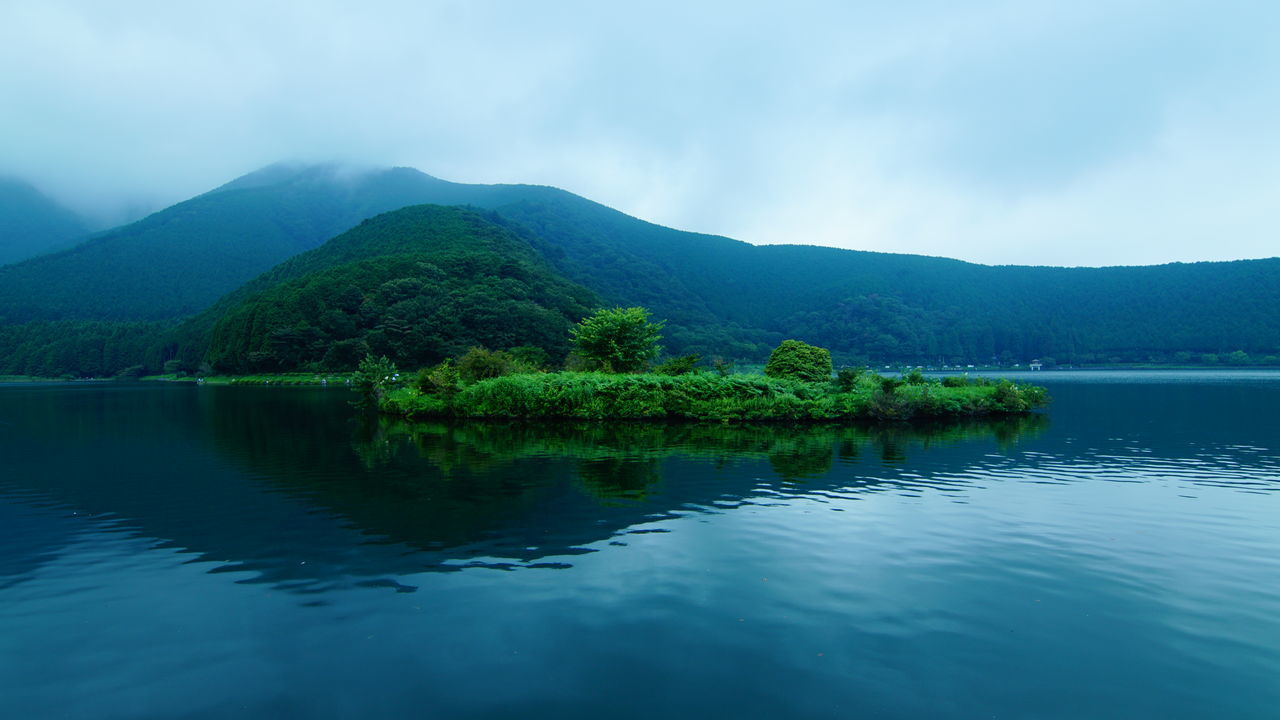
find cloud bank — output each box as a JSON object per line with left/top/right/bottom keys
{"left": 1, "top": 0, "right": 1276, "bottom": 265}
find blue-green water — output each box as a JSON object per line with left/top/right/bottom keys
{"left": 2, "top": 372, "right": 1278, "bottom": 719}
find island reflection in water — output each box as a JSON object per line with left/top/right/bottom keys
{"left": 2, "top": 383, "right": 1045, "bottom": 591}
{"left": 212, "top": 388, "right": 1049, "bottom": 583}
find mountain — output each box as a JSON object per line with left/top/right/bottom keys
{"left": 192, "top": 204, "right": 597, "bottom": 373}
{"left": 2, "top": 162, "right": 1279, "bottom": 378}
{"left": 0, "top": 178, "right": 90, "bottom": 267}
{"left": 0, "top": 163, "right": 757, "bottom": 330}
{"left": 0, "top": 164, "right": 469, "bottom": 322}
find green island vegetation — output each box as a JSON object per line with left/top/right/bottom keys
{"left": 367, "top": 307, "right": 1048, "bottom": 423}
{"left": 1, "top": 164, "right": 1278, "bottom": 381}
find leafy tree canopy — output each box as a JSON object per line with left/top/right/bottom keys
{"left": 765, "top": 339, "right": 833, "bottom": 383}
{"left": 570, "top": 307, "right": 664, "bottom": 373}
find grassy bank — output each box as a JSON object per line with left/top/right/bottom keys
{"left": 380, "top": 371, "right": 1048, "bottom": 422}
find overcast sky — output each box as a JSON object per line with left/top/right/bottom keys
{"left": 2, "top": 0, "right": 1276, "bottom": 266}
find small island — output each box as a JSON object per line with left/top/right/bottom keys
{"left": 361, "top": 307, "right": 1049, "bottom": 422}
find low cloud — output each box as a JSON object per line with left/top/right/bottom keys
{"left": 2, "top": 0, "right": 1275, "bottom": 265}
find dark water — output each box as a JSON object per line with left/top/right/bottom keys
{"left": 1, "top": 372, "right": 1278, "bottom": 719}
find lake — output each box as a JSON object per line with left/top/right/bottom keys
{"left": 2, "top": 371, "right": 1278, "bottom": 719}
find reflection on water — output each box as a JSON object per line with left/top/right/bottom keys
{"left": 355, "top": 415, "right": 1049, "bottom": 472}
{"left": 0, "top": 385, "right": 1047, "bottom": 591}
{"left": 1, "top": 374, "right": 1279, "bottom": 720}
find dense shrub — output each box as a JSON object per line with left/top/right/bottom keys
{"left": 764, "top": 340, "right": 832, "bottom": 383}
{"left": 835, "top": 366, "right": 864, "bottom": 391}
{"left": 414, "top": 358, "right": 459, "bottom": 397}
{"left": 655, "top": 354, "right": 701, "bottom": 376}
{"left": 710, "top": 356, "right": 735, "bottom": 377}
{"left": 987, "top": 379, "right": 1049, "bottom": 412}
{"left": 456, "top": 347, "right": 520, "bottom": 383}
{"left": 352, "top": 354, "right": 400, "bottom": 408}
{"left": 509, "top": 345, "right": 550, "bottom": 369}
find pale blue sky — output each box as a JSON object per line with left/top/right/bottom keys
{"left": 1, "top": 0, "right": 1276, "bottom": 265}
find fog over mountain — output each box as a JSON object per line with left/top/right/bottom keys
{"left": 0, "top": 177, "right": 90, "bottom": 266}
{"left": 2, "top": 1, "right": 1278, "bottom": 267}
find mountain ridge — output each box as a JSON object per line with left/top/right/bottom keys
{"left": 1, "top": 162, "right": 1278, "bottom": 377}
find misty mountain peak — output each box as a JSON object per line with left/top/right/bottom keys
{"left": 208, "top": 161, "right": 444, "bottom": 196}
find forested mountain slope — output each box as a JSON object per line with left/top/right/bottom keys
{"left": 182, "top": 205, "right": 597, "bottom": 373}
{"left": 0, "top": 164, "right": 468, "bottom": 322}
{"left": 0, "top": 178, "right": 90, "bottom": 267}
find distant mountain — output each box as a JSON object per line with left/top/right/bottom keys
{"left": 0, "top": 164, "right": 470, "bottom": 322}
{"left": 0, "top": 178, "right": 90, "bottom": 267}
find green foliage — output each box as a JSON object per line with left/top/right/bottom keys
{"left": 655, "top": 354, "right": 701, "bottom": 376}
{"left": 569, "top": 307, "right": 664, "bottom": 374}
{"left": 867, "top": 387, "right": 911, "bottom": 421}
{"left": 322, "top": 338, "right": 370, "bottom": 370}
{"left": 456, "top": 347, "right": 522, "bottom": 383}
{"left": 414, "top": 358, "right": 460, "bottom": 397}
{"left": 835, "top": 366, "right": 865, "bottom": 391}
{"left": 194, "top": 205, "right": 597, "bottom": 374}
{"left": 988, "top": 379, "right": 1049, "bottom": 413}
{"left": 382, "top": 369, "right": 1048, "bottom": 422}
{"left": 764, "top": 340, "right": 833, "bottom": 383}
{"left": 115, "top": 364, "right": 145, "bottom": 379}
{"left": 0, "top": 319, "right": 173, "bottom": 378}
{"left": 902, "top": 368, "right": 927, "bottom": 385}
{"left": 711, "top": 356, "right": 735, "bottom": 377}
{"left": 508, "top": 345, "right": 549, "bottom": 369}
{"left": 941, "top": 375, "right": 970, "bottom": 388}
{"left": 352, "top": 354, "right": 399, "bottom": 408}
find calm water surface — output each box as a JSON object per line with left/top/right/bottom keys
{"left": 1, "top": 371, "right": 1278, "bottom": 719}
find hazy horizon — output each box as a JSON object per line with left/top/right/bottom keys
{"left": 3, "top": 0, "right": 1277, "bottom": 267}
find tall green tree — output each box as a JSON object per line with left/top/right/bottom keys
{"left": 570, "top": 307, "right": 663, "bottom": 373}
